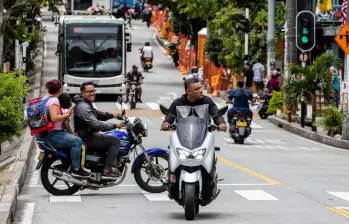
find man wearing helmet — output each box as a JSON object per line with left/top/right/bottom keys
{"left": 140, "top": 41, "right": 153, "bottom": 64}
{"left": 125, "top": 65, "right": 144, "bottom": 103}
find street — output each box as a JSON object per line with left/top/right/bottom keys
{"left": 13, "top": 18, "right": 349, "bottom": 224}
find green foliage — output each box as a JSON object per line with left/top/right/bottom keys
{"left": 205, "top": 1, "right": 286, "bottom": 70}
{"left": 266, "top": 91, "right": 284, "bottom": 115}
{"left": 283, "top": 53, "right": 342, "bottom": 130}
{"left": 283, "top": 53, "right": 341, "bottom": 106}
{"left": 316, "top": 106, "right": 343, "bottom": 137}
{"left": 0, "top": 71, "right": 28, "bottom": 143}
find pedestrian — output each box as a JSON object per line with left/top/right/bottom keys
{"left": 329, "top": 66, "right": 340, "bottom": 107}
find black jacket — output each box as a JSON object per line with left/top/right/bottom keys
{"left": 74, "top": 97, "right": 116, "bottom": 138}
{"left": 163, "top": 94, "right": 226, "bottom": 125}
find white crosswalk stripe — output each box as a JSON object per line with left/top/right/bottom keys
{"left": 326, "top": 191, "right": 349, "bottom": 202}
{"left": 234, "top": 190, "right": 279, "bottom": 200}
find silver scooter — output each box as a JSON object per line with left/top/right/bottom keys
{"left": 160, "top": 104, "right": 228, "bottom": 220}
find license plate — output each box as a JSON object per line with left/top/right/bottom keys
{"left": 237, "top": 122, "right": 247, "bottom": 127}
{"left": 146, "top": 62, "right": 151, "bottom": 65}
{"left": 38, "top": 152, "right": 45, "bottom": 160}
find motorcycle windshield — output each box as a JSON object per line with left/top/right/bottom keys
{"left": 176, "top": 116, "right": 207, "bottom": 150}
{"left": 176, "top": 105, "right": 211, "bottom": 123}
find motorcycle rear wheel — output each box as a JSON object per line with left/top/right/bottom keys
{"left": 41, "top": 158, "right": 80, "bottom": 196}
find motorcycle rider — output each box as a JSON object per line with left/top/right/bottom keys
{"left": 226, "top": 80, "right": 254, "bottom": 125}
{"left": 125, "top": 65, "right": 144, "bottom": 103}
{"left": 161, "top": 77, "right": 227, "bottom": 131}
{"left": 185, "top": 66, "right": 204, "bottom": 84}
{"left": 140, "top": 41, "right": 153, "bottom": 64}
{"left": 74, "top": 82, "right": 124, "bottom": 179}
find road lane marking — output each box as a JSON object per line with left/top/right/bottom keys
{"left": 217, "top": 156, "right": 283, "bottom": 185}
{"left": 142, "top": 191, "right": 171, "bottom": 201}
{"left": 328, "top": 207, "right": 349, "bottom": 219}
{"left": 49, "top": 192, "right": 82, "bottom": 202}
{"left": 326, "top": 191, "right": 349, "bottom": 202}
{"left": 18, "top": 203, "right": 35, "bottom": 224}
{"left": 250, "top": 122, "right": 263, "bottom": 129}
{"left": 146, "top": 102, "right": 159, "bottom": 110}
{"left": 234, "top": 190, "right": 279, "bottom": 200}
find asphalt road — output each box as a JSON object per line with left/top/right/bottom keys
{"left": 13, "top": 17, "right": 349, "bottom": 224}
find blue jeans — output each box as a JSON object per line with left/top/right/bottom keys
{"left": 227, "top": 107, "right": 253, "bottom": 124}
{"left": 334, "top": 89, "right": 340, "bottom": 108}
{"left": 37, "top": 130, "right": 82, "bottom": 170}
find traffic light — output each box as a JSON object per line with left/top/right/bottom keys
{"left": 296, "top": 11, "right": 316, "bottom": 52}
{"left": 237, "top": 18, "right": 250, "bottom": 33}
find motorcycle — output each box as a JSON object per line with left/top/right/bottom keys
{"left": 229, "top": 110, "right": 252, "bottom": 144}
{"left": 35, "top": 97, "right": 168, "bottom": 196}
{"left": 257, "top": 93, "right": 272, "bottom": 119}
{"left": 160, "top": 104, "right": 228, "bottom": 220}
{"left": 128, "top": 77, "right": 143, "bottom": 109}
{"left": 142, "top": 57, "right": 153, "bottom": 72}
{"left": 165, "top": 42, "right": 180, "bottom": 67}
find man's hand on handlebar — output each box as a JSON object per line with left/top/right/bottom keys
{"left": 116, "top": 123, "right": 125, "bottom": 129}
{"left": 219, "top": 123, "right": 228, "bottom": 132}
{"left": 161, "top": 122, "right": 170, "bottom": 130}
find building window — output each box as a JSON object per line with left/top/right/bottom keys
{"left": 74, "top": 0, "right": 92, "bottom": 11}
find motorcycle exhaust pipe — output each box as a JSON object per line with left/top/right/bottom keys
{"left": 52, "top": 169, "right": 101, "bottom": 188}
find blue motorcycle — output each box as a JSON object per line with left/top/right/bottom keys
{"left": 35, "top": 101, "right": 168, "bottom": 196}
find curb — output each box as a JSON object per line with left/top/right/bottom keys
{"left": 269, "top": 116, "right": 349, "bottom": 149}
{"left": 0, "top": 40, "right": 43, "bottom": 224}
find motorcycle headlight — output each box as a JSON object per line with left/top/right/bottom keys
{"left": 131, "top": 84, "right": 136, "bottom": 89}
{"left": 176, "top": 148, "right": 206, "bottom": 160}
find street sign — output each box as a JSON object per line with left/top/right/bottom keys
{"left": 334, "top": 24, "right": 349, "bottom": 55}
{"left": 299, "top": 53, "right": 309, "bottom": 62}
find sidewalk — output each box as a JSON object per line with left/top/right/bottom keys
{"left": 0, "top": 11, "right": 45, "bottom": 224}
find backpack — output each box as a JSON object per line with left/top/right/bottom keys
{"left": 27, "top": 96, "right": 54, "bottom": 136}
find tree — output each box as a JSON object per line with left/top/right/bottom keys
{"left": 0, "top": 0, "right": 59, "bottom": 71}
{"left": 283, "top": 53, "right": 341, "bottom": 131}
{"left": 205, "top": 1, "right": 286, "bottom": 70}
{"left": 0, "top": 70, "right": 28, "bottom": 153}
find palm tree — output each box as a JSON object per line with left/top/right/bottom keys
{"left": 283, "top": 53, "right": 341, "bottom": 132}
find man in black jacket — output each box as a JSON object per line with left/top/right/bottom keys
{"left": 161, "top": 78, "right": 228, "bottom": 131}
{"left": 74, "top": 82, "right": 124, "bottom": 180}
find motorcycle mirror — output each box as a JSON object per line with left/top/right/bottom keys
{"left": 159, "top": 104, "right": 169, "bottom": 116}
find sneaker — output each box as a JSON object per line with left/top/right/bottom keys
{"left": 102, "top": 168, "right": 122, "bottom": 180}
{"left": 71, "top": 168, "right": 90, "bottom": 178}
{"left": 137, "top": 98, "right": 143, "bottom": 103}
{"left": 125, "top": 99, "right": 129, "bottom": 104}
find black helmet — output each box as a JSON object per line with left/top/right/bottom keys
{"left": 133, "top": 118, "right": 147, "bottom": 137}
{"left": 145, "top": 41, "right": 150, "bottom": 46}
{"left": 132, "top": 65, "right": 138, "bottom": 69}
{"left": 191, "top": 66, "right": 198, "bottom": 74}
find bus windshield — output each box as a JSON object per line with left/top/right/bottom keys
{"left": 65, "top": 25, "right": 123, "bottom": 77}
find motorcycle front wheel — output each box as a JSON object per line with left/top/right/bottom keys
{"left": 184, "top": 182, "right": 196, "bottom": 220}
{"left": 134, "top": 153, "right": 168, "bottom": 193}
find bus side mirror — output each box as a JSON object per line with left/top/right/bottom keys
{"left": 127, "top": 43, "right": 132, "bottom": 52}
{"left": 55, "top": 43, "right": 62, "bottom": 56}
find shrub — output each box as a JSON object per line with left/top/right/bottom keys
{"left": 266, "top": 91, "right": 284, "bottom": 115}
{"left": 0, "top": 71, "right": 28, "bottom": 145}
{"left": 316, "top": 106, "right": 343, "bottom": 137}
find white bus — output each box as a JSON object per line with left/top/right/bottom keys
{"left": 56, "top": 15, "right": 132, "bottom": 96}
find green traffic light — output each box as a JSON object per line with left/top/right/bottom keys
{"left": 301, "top": 36, "right": 308, "bottom": 44}
{"left": 302, "top": 28, "right": 309, "bottom": 34}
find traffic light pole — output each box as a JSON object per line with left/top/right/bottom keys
{"left": 267, "top": 0, "right": 275, "bottom": 80}
{"left": 300, "top": 52, "right": 306, "bottom": 128}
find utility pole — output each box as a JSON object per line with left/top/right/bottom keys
{"left": 245, "top": 8, "right": 249, "bottom": 58}
{"left": 342, "top": 5, "right": 349, "bottom": 140}
{"left": 286, "top": 0, "right": 297, "bottom": 67}
{"left": 267, "top": 0, "right": 275, "bottom": 80}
